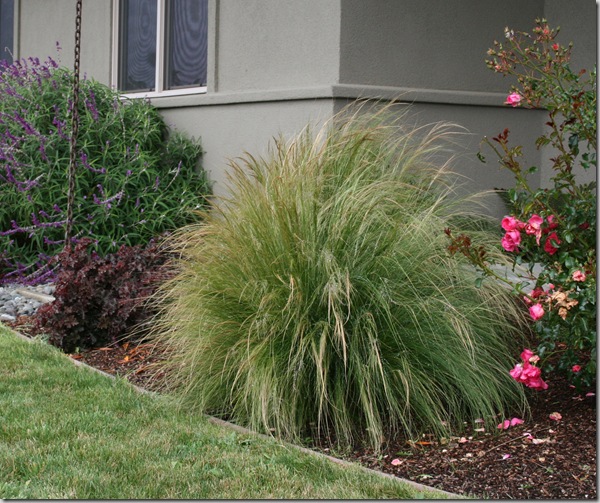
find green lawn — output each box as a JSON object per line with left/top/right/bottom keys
{"left": 0, "top": 325, "right": 451, "bottom": 499}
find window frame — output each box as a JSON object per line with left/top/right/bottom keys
{"left": 111, "top": 0, "right": 208, "bottom": 98}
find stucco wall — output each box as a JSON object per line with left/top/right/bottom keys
{"left": 12, "top": 0, "right": 597, "bottom": 210}
{"left": 159, "top": 99, "right": 337, "bottom": 192}
{"left": 339, "top": 0, "right": 544, "bottom": 93}
{"left": 16, "top": 0, "right": 112, "bottom": 85}
{"left": 214, "top": 0, "right": 340, "bottom": 92}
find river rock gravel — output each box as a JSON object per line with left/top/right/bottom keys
{"left": 0, "top": 283, "right": 55, "bottom": 322}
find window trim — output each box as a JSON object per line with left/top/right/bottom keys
{"left": 111, "top": 0, "right": 208, "bottom": 98}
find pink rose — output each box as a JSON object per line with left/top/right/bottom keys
{"left": 501, "top": 216, "right": 524, "bottom": 232}
{"left": 520, "top": 363, "right": 548, "bottom": 389}
{"left": 529, "top": 303, "right": 544, "bottom": 321}
{"left": 509, "top": 363, "right": 523, "bottom": 380}
{"left": 525, "top": 214, "right": 543, "bottom": 232}
{"left": 520, "top": 348, "right": 535, "bottom": 362}
{"left": 572, "top": 270, "right": 586, "bottom": 282}
{"left": 544, "top": 232, "right": 561, "bottom": 255}
{"left": 501, "top": 230, "right": 521, "bottom": 252}
{"left": 510, "top": 354, "right": 548, "bottom": 390}
{"left": 505, "top": 92, "right": 522, "bottom": 107}
{"left": 525, "top": 214, "right": 544, "bottom": 244}
{"left": 521, "top": 362, "right": 542, "bottom": 380}
{"left": 572, "top": 365, "right": 582, "bottom": 373}
{"left": 526, "top": 376, "right": 548, "bottom": 390}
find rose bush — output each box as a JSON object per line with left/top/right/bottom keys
{"left": 447, "top": 19, "right": 596, "bottom": 389}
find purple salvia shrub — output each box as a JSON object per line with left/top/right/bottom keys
{"left": 0, "top": 55, "right": 211, "bottom": 284}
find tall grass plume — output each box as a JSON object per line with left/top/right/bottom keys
{"left": 149, "top": 103, "right": 529, "bottom": 450}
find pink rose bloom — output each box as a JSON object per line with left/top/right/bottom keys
{"left": 526, "top": 376, "right": 549, "bottom": 390}
{"left": 521, "top": 362, "right": 542, "bottom": 380}
{"left": 501, "top": 230, "right": 521, "bottom": 252}
{"left": 525, "top": 214, "right": 544, "bottom": 244}
{"left": 572, "top": 270, "right": 586, "bottom": 282}
{"left": 572, "top": 365, "right": 582, "bottom": 373}
{"left": 505, "top": 92, "right": 522, "bottom": 107}
{"left": 509, "top": 363, "right": 523, "bottom": 380}
{"left": 525, "top": 214, "right": 543, "bottom": 233}
{"left": 501, "top": 216, "right": 524, "bottom": 232}
{"left": 544, "top": 232, "right": 561, "bottom": 255}
{"left": 529, "top": 303, "right": 544, "bottom": 321}
{"left": 520, "top": 348, "right": 535, "bottom": 362}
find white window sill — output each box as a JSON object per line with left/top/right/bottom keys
{"left": 120, "top": 86, "right": 207, "bottom": 100}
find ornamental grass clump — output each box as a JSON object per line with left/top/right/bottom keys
{"left": 150, "top": 104, "right": 528, "bottom": 450}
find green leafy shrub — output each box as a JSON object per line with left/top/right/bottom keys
{"left": 150, "top": 104, "right": 529, "bottom": 450}
{"left": 0, "top": 56, "right": 211, "bottom": 282}
{"left": 34, "top": 237, "right": 172, "bottom": 353}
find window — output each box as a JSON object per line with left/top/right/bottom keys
{"left": 0, "top": 0, "right": 14, "bottom": 64}
{"left": 115, "top": 0, "right": 208, "bottom": 96}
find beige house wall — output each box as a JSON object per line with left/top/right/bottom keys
{"left": 13, "top": 0, "right": 597, "bottom": 212}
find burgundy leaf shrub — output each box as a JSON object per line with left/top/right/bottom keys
{"left": 34, "top": 237, "right": 172, "bottom": 352}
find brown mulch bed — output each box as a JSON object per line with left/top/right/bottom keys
{"left": 5, "top": 315, "right": 597, "bottom": 499}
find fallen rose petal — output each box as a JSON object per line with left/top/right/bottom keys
{"left": 458, "top": 437, "right": 468, "bottom": 443}
{"left": 510, "top": 417, "right": 524, "bottom": 426}
{"left": 497, "top": 420, "right": 511, "bottom": 430}
{"left": 586, "top": 392, "right": 595, "bottom": 397}
{"left": 391, "top": 458, "right": 402, "bottom": 466}
{"left": 549, "top": 412, "right": 562, "bottom": 421}
{"left": 502, "top": 454, "right": 511, "bottom": 460}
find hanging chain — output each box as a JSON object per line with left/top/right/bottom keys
{"left": 65, "top": 0, "right": 83, "bottom": 246}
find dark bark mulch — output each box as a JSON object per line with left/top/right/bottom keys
{"left": 5, "top": 315, "right": 597, "bottom": 499}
